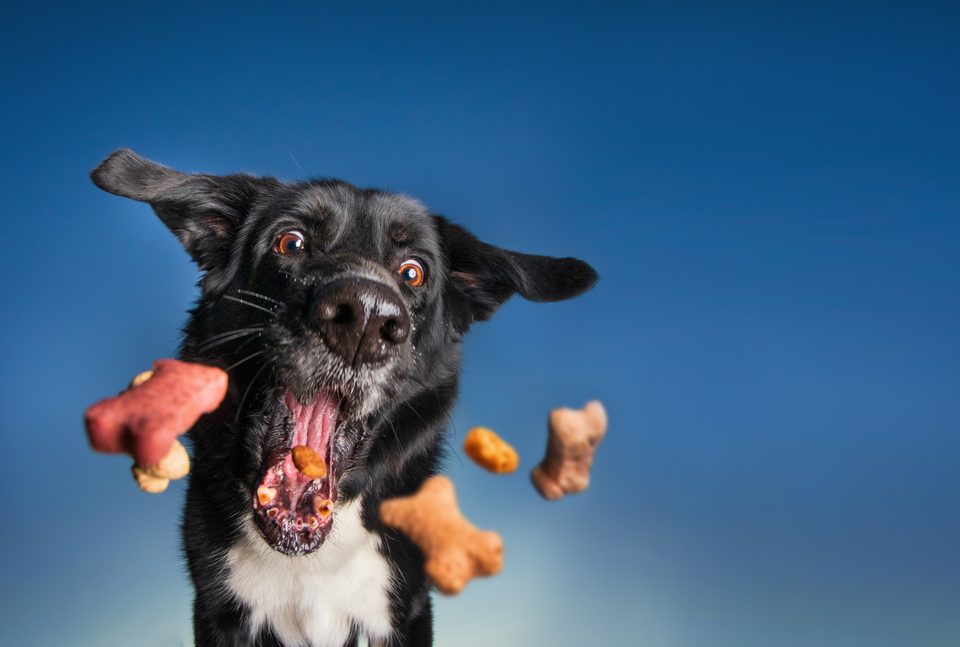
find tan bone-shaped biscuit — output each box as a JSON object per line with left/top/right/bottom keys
{"left": 130, "top": 438, "right": 191, "bottom": 493}
{"left": 379, "top": 476, "right": 503, "bottom": 595}
{"left": 531, "top": 400, "right": 607, "bottom": 500}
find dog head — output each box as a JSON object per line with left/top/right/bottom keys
{"left": 92, "top": 149, "right": 597, "bottom": 555}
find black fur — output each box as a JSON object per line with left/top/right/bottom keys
{"left": 91, "top": 148, "right": 597, "bottom": 647}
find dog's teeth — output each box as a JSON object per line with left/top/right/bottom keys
{"left": 314, "top": 498, "right": 333, "bottom": 517}
{"left": 257, "top": 486, "right": 277, "bottom": 506}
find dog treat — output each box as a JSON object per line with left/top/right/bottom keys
{"left": 127, "top": 438, "right": 191, "bottom": 493}
{"left": 129, "top": 369, "right": 154, "bottom": 389}
{"left": 291, "top": 445, "right": 327, "bottom": 479}
{"left": 85, "top": 359, "right": 228, "bottom": 492}
{"left": 136, "top": 436, "right": 191, "bottom": 479}
{"left": 531, "top": 400, "right": 608, "bottom": 500}
{"left": 131, "top": 464, "right": 172, "bottom": 494}
{"left": 127, "top": 371, "right": 175, "bottom": 491}
{"left": 463, "top": 427, "right": 519, "bottom": 474}
{"left": 379, "top": 476, "right": 503, "bottom": 595}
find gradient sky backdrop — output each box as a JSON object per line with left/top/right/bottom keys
{"left": 1, "top": 2, "right": 958, "bottom": 646}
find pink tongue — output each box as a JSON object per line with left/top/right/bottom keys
{"left": 282, "top": 392, "right": 338, "bottom": 482}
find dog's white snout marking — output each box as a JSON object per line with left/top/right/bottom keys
{"left": 359, "top": 292, "right": 401, "bottom": 318}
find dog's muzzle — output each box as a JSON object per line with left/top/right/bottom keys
{"left": 251, "top": 274, "right": 414, "bottom": 554}
{"left": 309, "top": 277, "right": 410, "bottom": 367}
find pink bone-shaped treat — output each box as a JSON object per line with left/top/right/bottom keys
{"left": 85, "top": 359, "right": 228, "bottom": 467}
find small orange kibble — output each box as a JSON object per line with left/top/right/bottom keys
{"left": 291, "top": 445, "right": 327, "bottom": 479}
{"left": 463, "top": 427, "right": 519, "bottom": 474}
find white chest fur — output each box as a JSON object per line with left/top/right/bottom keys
{"left": 225, "top": 499, "right": 394, "bottom": 647}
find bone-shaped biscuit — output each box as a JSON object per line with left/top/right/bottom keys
{"left": 531, "top": 401, "right": 607, "bottom": 500}
{"left": 379, "top": 476, "right": 503, "bottom": 595}
{"left": 85, "top": 359, "right": 228, "bottom": 493}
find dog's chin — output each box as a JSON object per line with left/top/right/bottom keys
{"left": 251, "top": 389, "right": 366, "bottom": 556}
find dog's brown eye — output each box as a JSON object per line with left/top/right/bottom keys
{"left": 274, "top": 230, "right": 306, "bottom": 255}
{"left": 399, "top": 259, "right": 426, "bottom": 287}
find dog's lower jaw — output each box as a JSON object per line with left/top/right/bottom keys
{"left": 253, "top": 391, "right": 342, "bottom": 555}
{"left": 226, "top": 498, "right": 395, "bottom": 647}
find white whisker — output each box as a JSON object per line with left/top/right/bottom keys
{"left": 227, "top": 350, "right": 266, "bottom": 371}
{"left": 237, "top": 289, "right": 285, "bottom": 308}
{"left": 198, "top": 328, "right": 264, "bottom": 353}
{"left": 235, "top": 362, "right": 270, "bottom": 424}
{"left": 224, "top": 294, "right": 279, "bottom": 317}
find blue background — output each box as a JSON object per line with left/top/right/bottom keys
{"left": 1, "top": 2, "right": 958, "bottom": 645}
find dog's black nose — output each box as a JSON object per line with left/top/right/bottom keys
{"left": 310, "top": 278, "right": 410, "bottom": 366}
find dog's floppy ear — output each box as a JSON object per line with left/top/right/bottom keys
{"left": 91, "top": 148, "right": 274, "bottom": 291}
{"left": 434, "top": 216, "right": 598, "bottom": 333}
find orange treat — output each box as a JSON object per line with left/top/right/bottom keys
{"left": 291, "top": 445, "right": 328, "bottom": 479}
{"left": 380, "top": 476, "right": 503, "bottom": 595}
{"left": 463, "top": 427, "right": 519, "bottom": 474}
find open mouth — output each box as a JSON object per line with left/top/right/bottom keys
{"left": 252, "top": 391, "right": 342, "bottom": 555}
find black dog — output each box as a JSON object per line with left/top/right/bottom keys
{"left": 91, "top": 149, "right": 597, "bottom": 647}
